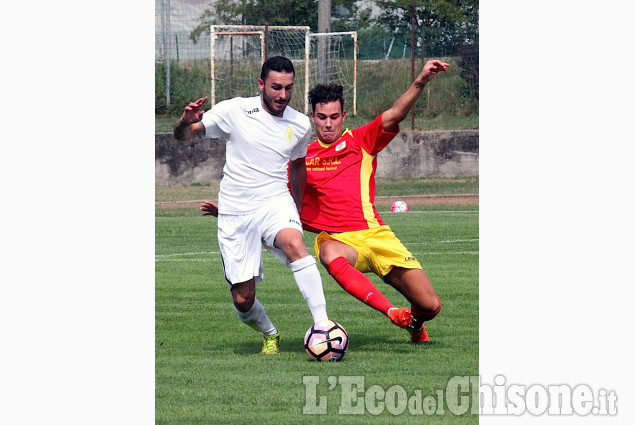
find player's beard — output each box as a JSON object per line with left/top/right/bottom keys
{"left": 261, "top": 91, "right": 289, "bottom": 117}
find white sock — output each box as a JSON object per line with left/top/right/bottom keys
{"left": 290, "top": 256, "right": 328, "bottom": 323}
{"left": 233, "top": 298, "right": 278, "bottom": 335}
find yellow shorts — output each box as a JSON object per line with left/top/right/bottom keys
{"left": 314, "top": 225, "right": 422, "bottom": 278}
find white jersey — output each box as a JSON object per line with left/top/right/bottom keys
{"left": 201, "top": 96, "right": 311, "bottom": 214}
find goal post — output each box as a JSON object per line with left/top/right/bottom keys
{"left": 210, "top": 26, "right": 357, "bottom": 115}
{"left": 211, "top": 29, "right": 265, "bottom": 107}
{"left": 210, "top": 25, "right": 310, "bottom": 112}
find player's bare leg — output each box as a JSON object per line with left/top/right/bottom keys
{"left": 231, "top": 279, "right": 280, "bottom": 353}
{"left": 384, "top": 267, "right": 441, "bottom": 342}
{"left": 231, "top": 279, "right": 257, "bottom": 312}
{"left": 319, "top": 239, "right": 358, "bottom": 267}
{"left": 274, "top": 228, "right": 313, "bottom": 263}
{"left": 321, "top": 240, "right": 412, "bottom": 328}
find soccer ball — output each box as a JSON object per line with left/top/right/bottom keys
{"left": 304, "top": 320, "right": 349, "bottom": 362}
{"left": 391, "top": 200, "right": 409, "bottom": 212}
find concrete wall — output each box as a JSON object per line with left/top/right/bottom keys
{"left": 155, "top": 130, "right": 478, "bottom": 185}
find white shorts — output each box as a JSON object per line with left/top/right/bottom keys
{"left": 217, "top": 194, "right": 304, "bottom": 287}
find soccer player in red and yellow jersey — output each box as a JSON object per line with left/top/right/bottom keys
{"left": 301, "top": 60, "right": 449, "bottom": 342}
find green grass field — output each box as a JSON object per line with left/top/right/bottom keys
{"left": 156, "top": 186, "right": 478, "bottom": 424}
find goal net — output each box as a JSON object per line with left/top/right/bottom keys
{"left": 210, "top": 25, "right": 309, "bottom": 113}
{"left": 307, "top": 32, "right": 357, "bottom": 115}
{"left": 211, "top": 26, "right": 357, "bottom": 115}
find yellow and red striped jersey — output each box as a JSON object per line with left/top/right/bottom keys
{"left": 301, "top": 114, "right": 398, "bottom": 233}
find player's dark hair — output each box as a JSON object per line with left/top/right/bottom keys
{"left": 308, "top": 83, "right": 345, "bottom": 112}
{"left": 260, "top": 56, "right": 295, "bottom": 81}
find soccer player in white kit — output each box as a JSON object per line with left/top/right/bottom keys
{"left": 173, "top": 56, "right": 328, "bottom": 354}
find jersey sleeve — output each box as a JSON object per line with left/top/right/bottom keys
{"left": 353, "top": 113, "right": 399, "bottom": 155}
{"left": 290, "top": 129, "right": 310, "bottom": 160}
{"left": 289, "top": 114, "right": 312, "bottom": 160}
{"left": 201, "top": 99, "right": 233, "bottom": 139}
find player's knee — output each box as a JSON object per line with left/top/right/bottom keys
{"left": 320, "top": 241, "right": 355, "bottom": 268}
{"left": 426, "top": 295, "right": 442, "bottom": 319}
{"left": 320, "top": 250, "right": 339, "bottom": 267}
{"left": 430, "top": 295, "right": 441, "bottom": 314}
{"left": 412, "top": 295, "right": 441, "bottom": 321}
{"left": 233, "top": 292, "right": 255, "bottom": 312}
{"left": 278, "top": 233, "right": 309, "bottom": 260}
{"left": 290, "top": 237, "right": 309, "bottom": 257}
{"left": 320, "top": 248, "right": 347, "bottom": 267}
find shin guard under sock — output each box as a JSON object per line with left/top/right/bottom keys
{"left": 291, "top": 256, "right": 328, "bottom": 323}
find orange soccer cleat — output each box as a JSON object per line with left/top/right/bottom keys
{"left": 409, "top": 323, "right": 430, "bottom": 343}
{"left": 388, "top": 307, "right": 413, "bottom": 329}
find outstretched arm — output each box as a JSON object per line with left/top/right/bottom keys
{"left": 381, "top": 60, "right": 449, "bottom": 132}
{"left": 173, "top": 96, "right": 208, "bottom": 141}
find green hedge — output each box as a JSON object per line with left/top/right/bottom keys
{"left": 156, "top": 57, "right": 478, "bottom": 127}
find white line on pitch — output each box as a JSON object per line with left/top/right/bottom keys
{"left": 383, "top": 210, "right": 478, "bottom": 214}
{"left": 155, "top": 258, "right": 217, "bottom": 262}
{"left": 412, "top": 251, "right": 479, "bottom": 255}
{"left": 155, "top": 251, "right": 219, "bottom": 257}
{"left": 402, "top": 239, "right": 478, "bottom": 246}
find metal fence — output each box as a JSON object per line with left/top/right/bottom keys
{"left": 156, "top": 31, "right": 211, "bottom": 62}
{"left": 155, "top": 0, "right": 478, "bottom": 129}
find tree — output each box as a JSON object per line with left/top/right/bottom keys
{"left": 373, "top": 0, "right": 478, "bottom": 58}
{"left": 190, "top": 0, "right": 358, "bottom": 42}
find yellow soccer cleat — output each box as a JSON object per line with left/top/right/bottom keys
{"left": 261, "top": 333, "right": 281, "bottom": 354}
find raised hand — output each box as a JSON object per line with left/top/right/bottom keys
{"left": 181, "top": 96, "right": 208, "bottom": 125}
{"left": 420, "top": 60, "right": 450, "bottom": 84}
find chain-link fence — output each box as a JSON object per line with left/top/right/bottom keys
{"left": 155, "top": 0, "right": 478, "bottom": 130}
